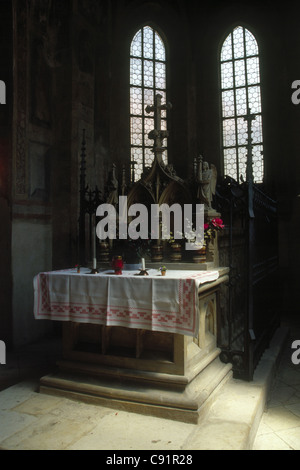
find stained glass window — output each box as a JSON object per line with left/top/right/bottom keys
{"left": 130, "top": 26, "right": 167, "bottom": 182}
{"left": 220, "top": 26, "right": 264, "bottom": 183}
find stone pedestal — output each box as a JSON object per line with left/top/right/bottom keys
{"left": 39, "top": 268, "right": 231, "bottom": 423}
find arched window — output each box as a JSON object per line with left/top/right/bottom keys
{"left": 130, "top": 25, "right": 167, "bottom": 182}
{"left": 220, "top": 26, "right": 264, "bottom": 183}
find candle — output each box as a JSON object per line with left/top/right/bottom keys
{"left": 141, "top": 258, "right": 145, "bottom": 270}
{"left": 92, "top": 214, "right": 97, "bottom": 269}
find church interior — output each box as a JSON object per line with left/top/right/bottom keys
{"left": 1, "top": 0, "right": 300, "bottom": 451}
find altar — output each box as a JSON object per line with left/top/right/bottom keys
{"left": 35, "top": 265, "right": 231, "bottom": 423}
{"left": 35, "top": 94, "right": 232, "bottom": 423}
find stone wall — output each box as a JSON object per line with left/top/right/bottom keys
{"left": 1, "top": 0, "right": 300, "bottom": 347}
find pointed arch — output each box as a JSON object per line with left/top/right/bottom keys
{"left": 220, "top": 25, "right": 264, "bottom": 183}
{"left": 130, "top": 25, "right": 168, "bottom": 182}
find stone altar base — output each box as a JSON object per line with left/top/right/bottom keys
{"left": 39, "top": 269, "right": 231, "bottom": 424}
{"left": 39, "top": 352, "right": 232, "bottom": 424}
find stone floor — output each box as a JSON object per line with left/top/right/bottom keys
{"left": 252, "top": 313, "right": 300, "bottom": 450}
{"left": 0, "top": 313, "right": 299, "bottom": 451}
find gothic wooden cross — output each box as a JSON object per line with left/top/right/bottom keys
{"left": 244, "top": 107, "right": 256, "bottom": 218}
{"left": 244, "top": 107, "right": 256, "bottom": 183}
{"left": 146, "top": 94, "right": 172, "bottom": 161}
{"left": 130, "top": 159, "right": 137, "bottom": 183}
{"left": 244, "top": 107, "right": 256, "bottom": 134}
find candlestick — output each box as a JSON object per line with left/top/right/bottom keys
{"left": 90, "top": 215, "right": 98, "bottom": 274}
{"left": 92, "top": 216, "right": 96, "bottom": 261}
{"left": 136, "top": 257, "right": 148, "bottom": 276}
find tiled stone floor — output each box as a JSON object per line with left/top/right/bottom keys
{"left": 253, "top": 313, "right": 300, "bottom": 450}
{"left": 0, "top": 313, "right": 299, "bottom": 450}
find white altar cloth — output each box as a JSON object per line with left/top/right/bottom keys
{"left": 33, "top": 268, "right": 219, "bottom": 337}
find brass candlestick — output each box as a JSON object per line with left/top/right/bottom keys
{"left": 90, "top": 268, "right": 99, "bottom": 274}
{"left": 135, "top": 269, "right": 149, "bottom": 276}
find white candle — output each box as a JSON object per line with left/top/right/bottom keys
{"left": 141, "top": 258, "right": 145, "bottom": 270}
{"left": 92, "top": 215, "right": 97, "bottom": 269}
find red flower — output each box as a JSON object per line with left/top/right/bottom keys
{"left": 211, "top": 218, "right": 224, "bottom": 229}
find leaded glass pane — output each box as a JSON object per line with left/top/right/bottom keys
{"left": 252, "top": 145, "right": 263, "bottom": 181}
{"left": 131, "top": 117, "right": 143, "bottom": 146}
{"left": 131, "top": 30, "right": 142, "bottom": 57}
{"left": 221, "top": 62, "right": 234, "bottom": 89}
{"left": 131, "top": 147, "right": 143, "bottom": 182}
{"left": 130, "top": 87, "right": 143, "bottom": 115}
{"left": 143, "top": 88, "right": 153, "bottom": 108}
{"left": 235, "top": 88, "right": 247, "bottom": 116}
{"left": 245, "top": 29, "right": 258, "bottom": 56}
{"left": 237, "top": 146, "right": 248, "bottom": 180}
{"left": 234, "top": 60, "right": 246, "bottom": 87}
{"left": 248, "top": 86, "right": 261, "bottom": 114}
{"left": 144, "top": 118, "right": 154, "bottom": 146}
{"left": 144, "top": 60, "right": 154, "bottom": 87}
{"left": 247, "top": 57, "right": 260, "bottom": 85}
{"left": 252, "top": 115, "right": 263, "bottom": 144}
{"left": 233, "top": 26, "right": 244, "bottom": 59}
{"left": 155, "top": 32, "right": 165, "bottom": 61}
{"left": 223, "top": 119, "right": 236, "bottom": 147}
{"left": 222, "top": 90, "right": 235, "bottom": 117}
{"left": 224, "top": 148, "right": 237, "bottom": 177}
{"left": 143, "top": 26, "right": 153, "bottom": 59}
{"left": 237, "top": 117, "right": 248, "bottom": 145}
{"left": 158, "top": 89, "right": 167, "bottom": 104}
{"left": 155, "top": 62, "right": 166, "bottom": 89}
{"left": 161, "top": 119, "right": 167, "bottom": 130}
{"left": 130, "top": 58, "right": 142, "bottom": 86}
{"left": 144, "top": 147, "right": 154, "bottom": 168}
{"left": 221, "top": 34, "right": 232, "bottom": 61}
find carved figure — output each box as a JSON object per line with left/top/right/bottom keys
{"left": 198, "top": 160, "right": 217, "bottom": 210}
{"left": 106, "top": 164, "right": 119, "bottom": 206}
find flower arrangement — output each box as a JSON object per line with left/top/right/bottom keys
{"left": 204, "top": 218, "right": 225, "bottom": 242}
{"left": 159, "top": 265, "right": 167, "bottom": 275}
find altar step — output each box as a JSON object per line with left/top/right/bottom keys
{"left": 0, "top": 325, "right": 290, "bottom": 450}
{"left": 39, "top": 354, "right": 233, "bottom": 425}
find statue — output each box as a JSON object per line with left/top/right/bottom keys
{"left": 106, "top": 163, "right": 119, "bottom": 206}
{"left": 197, "top": 156, "right": 217, "bottom": 211}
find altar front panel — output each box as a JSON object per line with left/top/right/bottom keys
{"left": 34, "top": 268, "right": 219, "bottom": 338}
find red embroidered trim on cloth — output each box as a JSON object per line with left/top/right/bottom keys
{"left": 35, "top": 273, "right": 197, "bottom": 335}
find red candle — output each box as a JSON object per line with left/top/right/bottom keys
{"left": 112, "top": 256, "right": 124, "bottom": 275}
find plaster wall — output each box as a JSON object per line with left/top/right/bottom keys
{"left": 12, "top": 219, "right": 53, "bottom": 347}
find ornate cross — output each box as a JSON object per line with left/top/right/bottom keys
{"left": 146, "top": 94, "right": 172, "bottom": 161}
{"left": 130, "top": 159, "right": 137, "bottom": 183}
{"left": 244, "top": 107, "right": 256, "bottom": 183}
{"left": 244, "top": 107, "right": 256, "bottom": 218}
